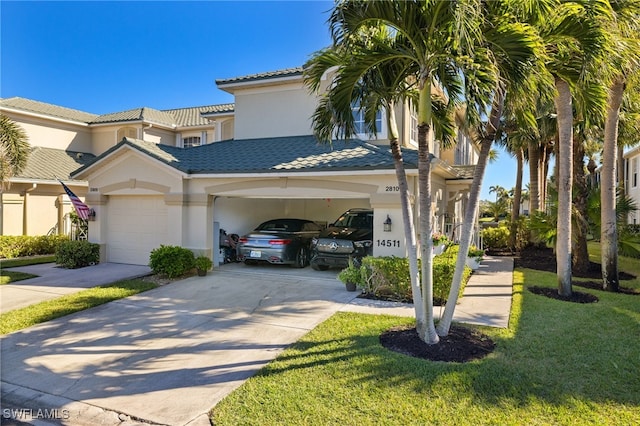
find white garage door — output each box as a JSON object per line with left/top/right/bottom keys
{"left": 107, "top": 195, "right": 168, "bottom": 265}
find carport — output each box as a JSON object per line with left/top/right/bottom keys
{"left": 72, "top": 136, "right": 424, "bottom": 266}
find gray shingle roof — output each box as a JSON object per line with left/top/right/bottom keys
{"left": 92, "top": 107, "right": 177, "bottom": 127}
{"left": 164, "top": 104, "right": 235, "bottom": 126}
{"left": 73, "top": 135, "right": 420, "bottom": 177}
{"left": 19, "top": 147, "right": 96, "bottom": 181}
{"left": 1, "top": 97, "right": 234, "bottom": 129}
{"left": 0, "top": 97, "right": 98, "bottom": 123}
{"left": 216, "top": 67, "right": 304, "bottom": 86}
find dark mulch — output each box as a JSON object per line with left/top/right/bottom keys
{"left": 378, "top": 244, "right": 636, "bottom": 363}
{"left": 513, "top": 245, "right": 636, "bottom": 281}
{"left": 380, "top": 324, "right": 495, "bottom": 363}
{"left": 527, "top": 286, "right": 599, "bottom": 303}
{"left": 573, "top": 280, "right": 640, "bottom": 295}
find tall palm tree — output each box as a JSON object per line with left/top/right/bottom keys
{"left": 311, "top": 0, "right": 497, "bottom": 343}
{"left": 0, "top": 114, "right": 31, "bottom": 234}
{"left": 534, "top": 0, "right": 611, "bottom": 296}
{"left": 600, "top": 0, "right": 640, "bottom": 291}
{"left": 436, "top": 0, "right": 543, "bottom": 336}
{"left": 304, "top": 29, "right": 446, "bottom": 343}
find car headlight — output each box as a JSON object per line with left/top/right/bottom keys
{"left": 311, "top": 238, "right": 318, "bottom": 247}
{"left": 353, "top": 240, "right": 372, "bottom": 248}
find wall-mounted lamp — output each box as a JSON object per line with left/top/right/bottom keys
{"left": 87, "top": 208, "right": 96, "bottom": 221}
{"left": 383, "top": 215, "right": 392, "bottom": 232}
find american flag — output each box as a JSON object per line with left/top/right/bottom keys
{"left": 59, "top": 180, "right": 91, "bottom": 220}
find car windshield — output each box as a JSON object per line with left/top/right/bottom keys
{"left": 333, "top": 212, "right": 372, "bottom": 229}
{"left": 256, "top": 220, "right": 303, "bottom": 232}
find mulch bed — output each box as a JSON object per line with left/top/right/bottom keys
{"left": 379, "top": 245, "right": 637, "bottom": 363}
{"left": 380, "top": 324, "right": 495, "bottom": 363}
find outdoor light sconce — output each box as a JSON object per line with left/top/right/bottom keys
{"left": 88, "top": 209, "right": 96, "bottom": 221}
{"left": 383, "top": 215, "right": 392, "bottom": 232}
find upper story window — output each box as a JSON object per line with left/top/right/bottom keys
{"left": 183, "top": 136, "right": 201, "bottom": 148}
{"left": 410, "top": 111, "right": 418, "bottom": 146}
{"left": 352, "top": 102, "right": 382, "bottom": 136}
{"left": 454, "top": 132, "right": 472, "bottom": 165}
{"left": 117, "top": 126, "right": 137, "bottom": 141}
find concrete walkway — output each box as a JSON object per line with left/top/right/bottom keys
{"left": 0, "top": 262, "right": 152, "bottom": 313}
{"left": 341, "top": 255, "right": 513, "bottom": 328}
{"left": 1, "top": 257, "right": 513, "bottom": 425}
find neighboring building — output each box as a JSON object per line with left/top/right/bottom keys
{"left": 0, "top": 97, "right": 233, "bottom": 236}
{"left": 4, "top": 66, "right": 479, "bottom": 266}
{"left": 624, "top": 145, "right": 640, "bottom": 225}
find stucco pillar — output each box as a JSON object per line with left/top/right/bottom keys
{"left": 86, "top": 192, "right": 108, "bottom": 262}
{"left": 370, "top": 192, "right": 408, "bottom": 258}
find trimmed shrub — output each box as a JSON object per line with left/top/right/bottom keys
{"left": 358, "top": 246, "right": 471, "bottom": 304}
{"left": 149, "top": 245, "right": 195, "bottom": 278}
{"left": 55, "top": 240, "right": 100, "bottom": 269}
{"left": 0, "top": 235, "right": 69, "bottom": 259}
{"left": 481, "top": 226, "right": 510, "bottom": 251}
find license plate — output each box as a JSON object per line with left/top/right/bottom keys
{"left": 250, "top": 250, "right": 262, "bottom": 258}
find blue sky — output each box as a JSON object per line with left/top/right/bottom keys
{"left": 1, "top": 0, "right": 522, "bottom": 201}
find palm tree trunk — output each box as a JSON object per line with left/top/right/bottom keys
{"left": 387, "top": 104, "right": 426, "bottom": 324}
{"left": 437, "top": 90, "right": 504, "bottom": 337}
{"left": 601, "top": 75, "right": 624, "bottom": 291}
{"left": 528, "top": 140, "right": 540, "bottom": 212}
{"left": 510, "top": 147, "right": 523, "bottom": 250}
{"left": 417, "top": 83, "right": 439, "bottom": 344}
{"left": 572, "top": 132, "right": 590, "bottom": 274}
{"left": 554, "top": 77, "right": 573, "bottom": 297}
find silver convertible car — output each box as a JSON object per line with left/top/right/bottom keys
{"left": 237, "top": 218, "right": 323, "bottom": 268}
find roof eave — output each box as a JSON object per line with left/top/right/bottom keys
{"left": 0, "top": 106, "right": 91, "bottom": 127}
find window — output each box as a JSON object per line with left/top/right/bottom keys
{"left": 183, "top": 136, "right": 201, "bottom": 148}
{"left": 352, "top": 102, "right": 382, "bottom": 135}
{"left": 117, "top": 127, "right": 137, "bottom": 141}
{"left": 633, "top": 158, "right": 638, "bottom": 188}
{"left": 410, "top": 111, "right": 418, "bottom": 145}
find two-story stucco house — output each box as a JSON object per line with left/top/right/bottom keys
{"left": 3, "top": 67, "right": 478, "bottom": 266}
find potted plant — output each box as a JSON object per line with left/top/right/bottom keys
{"left": 466, "top": 246, "right": 484, "bottom": 270}
{"left": 194, "top": 256, "right": 213, "bottom": 276}
{"left": 432, "top": 233, "right": 448, "bottom": 255}
{"left": 337, "top": 261, "right": 362, "bottom": 292}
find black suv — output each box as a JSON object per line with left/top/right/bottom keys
{"left": 310, "top": 208, "right": 374, "bottom": 270}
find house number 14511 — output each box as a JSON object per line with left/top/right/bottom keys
{"left": 376, "top": 239, "right": 401, "bottom": 247}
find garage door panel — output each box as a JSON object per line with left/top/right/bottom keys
{"left": 107, "top": 196, "right": 167, "bottom": 265}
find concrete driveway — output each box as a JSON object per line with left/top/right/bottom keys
{"left": 1, "top": 264, "right": 353, "bottom": 425}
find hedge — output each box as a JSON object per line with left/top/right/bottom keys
{"left": 0, "top": 235, "right": 70, "bottom": 259}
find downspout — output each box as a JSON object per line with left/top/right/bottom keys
{"left": 142, "top": 123, "right": 153, "bottom": 140}
{"left": 21, "top": 183, "right": 37, "bottom": 235}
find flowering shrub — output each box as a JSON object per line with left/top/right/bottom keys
{"left": 432, "top": 232, "right": 448, "bottom": 245}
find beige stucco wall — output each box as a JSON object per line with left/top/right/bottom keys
{"left": 232, "top": 83, "right": 318, "bottom": 140}
{"left": 5, "top": 112, "right": 92, "bottom": 153}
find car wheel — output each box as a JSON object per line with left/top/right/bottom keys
{"left": 293, "top": 247, "right": 307, "bottom": 268}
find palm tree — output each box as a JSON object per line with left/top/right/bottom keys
{"left": 436, "top": 0, "right": 543, "bottom": 336}
{"left": 304, "top": 28, "right": 443, "bottom": 343}
{"left": 309, "top": 0, "right": 501, "bottom": 343}
{"left": 0, "top": 114, "right": 31, "bottom": 234}
{"left": 600, "top": 0, "right": 640, "bottom": 291}
{"left": 532, "top": 1, "right": 611, "bottom": 297}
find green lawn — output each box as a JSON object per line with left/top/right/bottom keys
{"left": 0, "top": 270, "right": 38, "bottom": 285}
{"left": 0, "top": 256, "right": 52, "bottom": 284}
{"left": 0, "top": 279, "right": 158, "bottom": 334}
{"left": 211, "top": 253, "right": 640, "bottom": 425}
